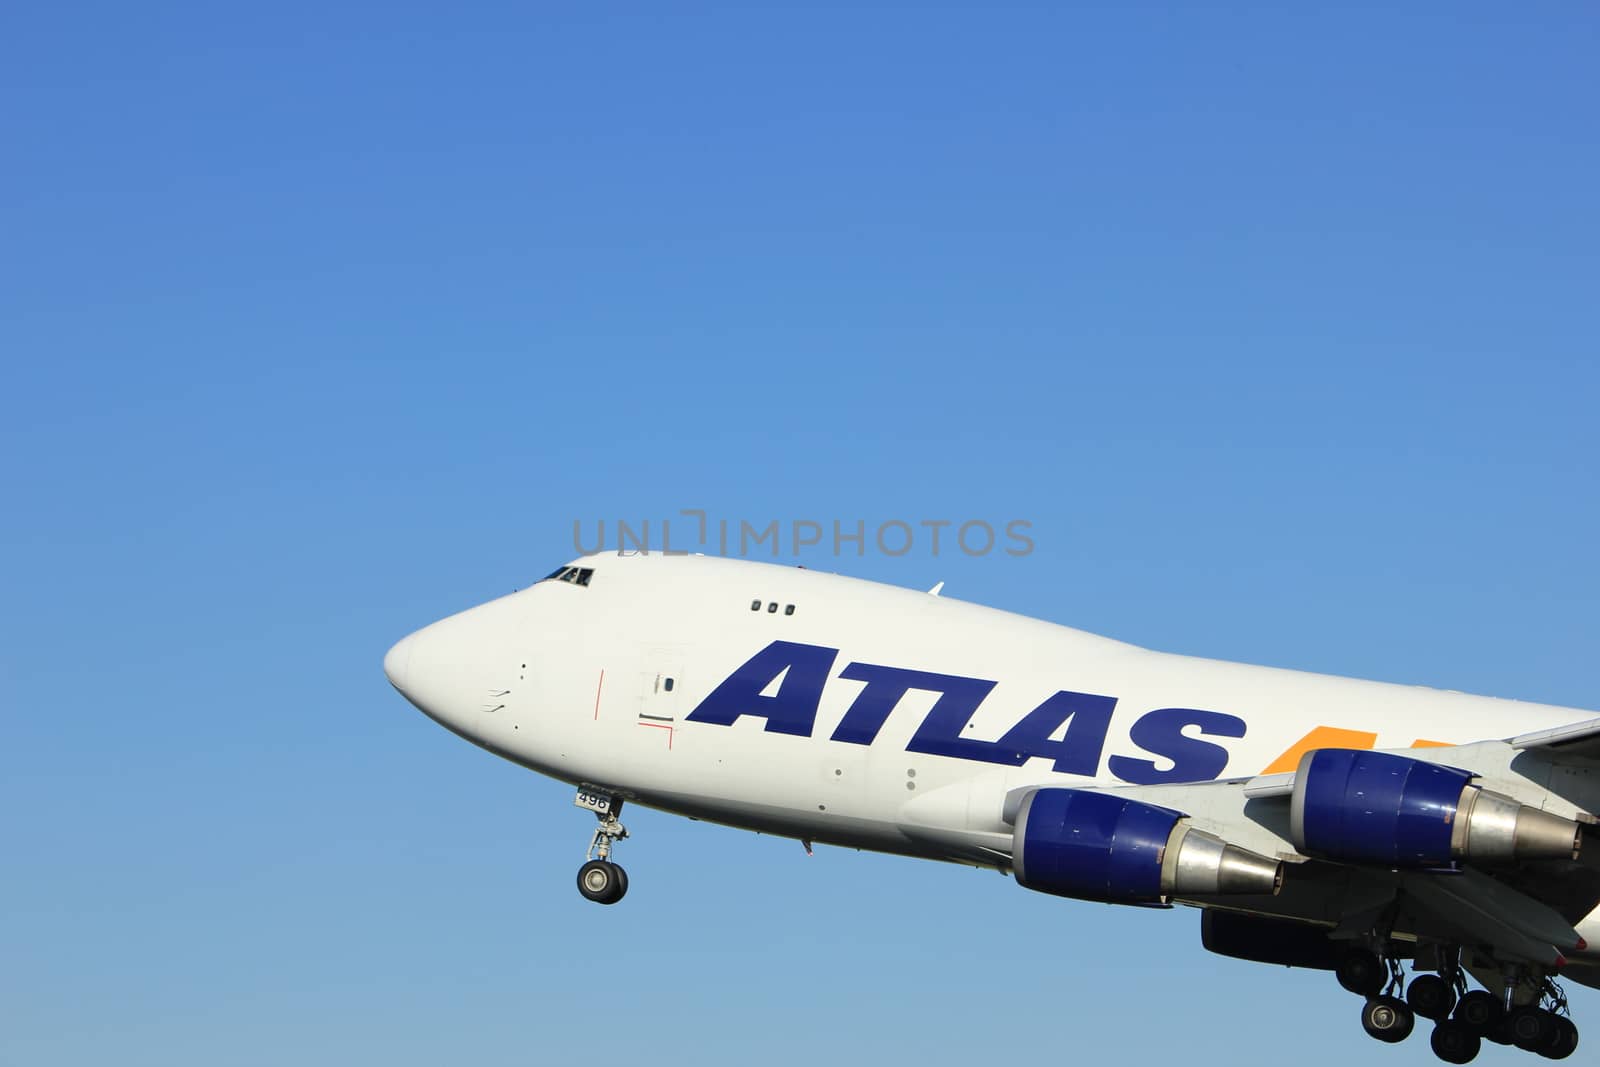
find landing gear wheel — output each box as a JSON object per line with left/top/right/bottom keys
{"left": 573, "top": 788, "right": 630, "bottom": 903}
{"left": 1337, "top": 949, "right": 1386, "bottom": 997}
{"left": 1544, "top": 1017, "right": 1578, "bottom": 1060}
{"left": 1431, "top": 1020, "right": 1481, "bottom": 1064}
{"left": 1453, "top": 990, "right": 1502, "bottom": 1035}
{"left": 1483, "top": 1018, "right": 1514, "bottom": 1046}
{"left": 612, "top": 863, "right": 629, "bottom": 902}
{"left": 1408, "top": 974, "right": 1457, "bottom": 1021}
{"left": 1509, "top": 1006, "right": 1560, "bottom": 1053}
{"left": 577, "top": 860, "right": 626, "bottom": 905}
{"left": 1362, "top": 995, "right": 1415, "bottom": 1044}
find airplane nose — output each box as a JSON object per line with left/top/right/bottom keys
{"left": 386, "top": 594, "right": 546, "bottom": 759}
{"left": 383, "top": 603, "right": 512, "bottom": 730}
{"left": 384, "top": 632, "right": 414, "bottom": 693}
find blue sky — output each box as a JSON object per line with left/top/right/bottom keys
{"left": 3, "top": 3, "right": 1597, "bottom": 1064}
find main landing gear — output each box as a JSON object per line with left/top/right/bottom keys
{"left": 1336, "top": 946, "right": 1580, "bottom": 1062}
{"left": 573, "top": 788, "right": 629, "bottom": 905}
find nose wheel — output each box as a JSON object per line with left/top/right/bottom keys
{"left": 577, "top": 859, "right": 628, "bottom": 904}
{"left": 573, "top": 788, "right": 629, "bottom": 905}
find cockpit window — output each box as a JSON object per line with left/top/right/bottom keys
{"left": 540, "top": 566, "right": 595, "bottom": 587}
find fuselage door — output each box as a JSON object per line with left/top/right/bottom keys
{"left": 636, "top": 646, "right": 686, "bottom": 748}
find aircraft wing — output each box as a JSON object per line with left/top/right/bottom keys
{"left": 989, "top": 732, "right": 1600, "bottom": 999}
{"left": 1512, "top": 714, "right": 1600, "bottom": 761}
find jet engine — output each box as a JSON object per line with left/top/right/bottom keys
{"left": 1012, "top": 788, "right": 1283, "bottom": 904}
{"left": 1288, "top": 748, "right": 1583, "bottom": 867}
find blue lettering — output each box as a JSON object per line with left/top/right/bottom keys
{"left": 1107, "top": 708, "right": 1247, "bottom": 784}
{"left": 685, "top": 641, "right": 838, "bottom": 736}
{"left": 993, "top": 690, "right": 1118, "bottom": 775}
{"left": 832, "top": 663, "right": 995, "bottom": 748}
{"left": 684, "top": 642, "right": 1247, "bottom": 784}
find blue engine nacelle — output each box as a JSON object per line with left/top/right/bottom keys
{"left": 1288, "top": 748, "right": 1583, "bottom": 867}
{"left": 1012, "top": 788, "right": 1282, "bottom": 904}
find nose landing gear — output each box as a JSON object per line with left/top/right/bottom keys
{"left": 573, "top": 788, "right": 629, "bottom": 905}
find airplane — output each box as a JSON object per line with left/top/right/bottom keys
{"left": 384, "top": 551, "right": 1600, "bottom": 1063}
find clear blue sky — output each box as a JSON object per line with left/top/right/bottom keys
{"left": 3, "top": 4, "right": 1597, "bottom": 1065}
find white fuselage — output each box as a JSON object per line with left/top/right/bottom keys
{"left": 383, "top": 553, "right": 1592, "bottom": 867}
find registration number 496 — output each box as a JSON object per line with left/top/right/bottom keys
{"left": 573, "top": 789, "right": 613, "bottom": 815}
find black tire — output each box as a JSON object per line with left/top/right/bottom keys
{"left": 577, "top": 859, "right": 622, "bottom": 904}
{"left": 1542, "top": 1016, "right": 1578, "bottom": 1060}
{"left": 1508, "top": 1006, "right": 1559, "bottom": 1053}
{"left": 1337, "top": 950, "right": 1386, "bottom": 997}
{"left": 1408, "top": 974, "right": 1457, "bottom": 1021}
{"left": 1453, "top": 990, "right": 1502, "bottom": 1035}
{"left": 1431, "top": 1020, "right": 1482, "bottom": 1064}
{"left": 1362, "top": 995, "right": 1415, "bottom": 1044}
{"left": 1484, "top": 1018, "right": 1514, "bottom": 1046}
{"left": 610, "top": 863, "right": 629, "bottom": 904}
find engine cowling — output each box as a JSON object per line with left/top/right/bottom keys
{"left": 1288, "top": 748, "right": 1583, "bottom": 867}
{"left": 1013, "top": 788, "right": 1283, "bottom": 904}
